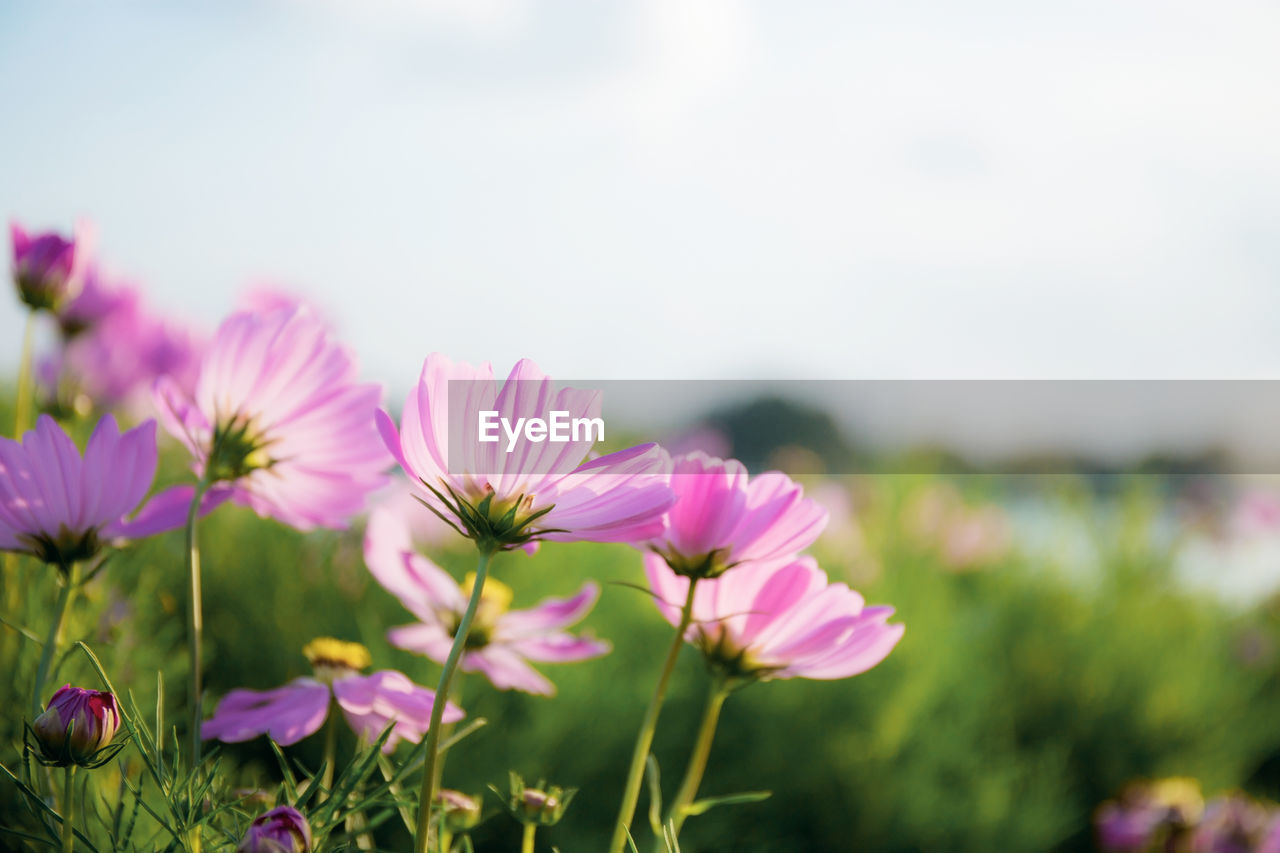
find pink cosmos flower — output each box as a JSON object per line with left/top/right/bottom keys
{"left": 649, "top": 452, "right": 828, "bottom": 579}
{"left": 365, "top": 488, "right": 610, "bottom": 694}
{"left": 378, "top": 353, "right": 673, "bottom": 549}
{"left": 10, "top": 221, "right": 89, "bottom": 311}
{"left": 203, "top": 638, "right": 464, "bottom": 752}
{"left": 645, "top": 553, "right": 903, "bottom": 681}
{"left": 155, "top": 304, "right": 390, "bottom": 530}
{"left": 0, "top": 414, "right": 209, "bottom": 565}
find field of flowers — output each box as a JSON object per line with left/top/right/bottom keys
{"left": 4, "top": 223, "right": 1280, "bottom": 852}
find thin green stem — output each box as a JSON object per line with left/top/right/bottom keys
{"left": 32, "top": 564, "right": 76, "bottom": 719}
{"left": 431, "top": 675, "right": 463, "bottom": 798}
{"left": 663, "top": 682, "right": 730, "bottom": 844}
{"left": 61, "top": 765, "right": 75, "bottom": 853}
{"left": 184, "top": 479, "right": 210, "bottom": 771}
{"left": 608, "top": 579, "right": 699, "bottom": 853}
{"left": 321, "top": 705, "right": 337, "bottom": 795}
{"left": 413, "top": 545, "right": 496, "bottom": 853}
{"left": 439, "top": 828, "right": 454, "bottom": 853}
{"left": 15, "top": 310, "right": 36, "bottom": 438}
{"left": 521, "top": 823, "right": 536, "bottom": 853}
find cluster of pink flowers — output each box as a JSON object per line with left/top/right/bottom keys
{"left": 6, "top": 217, "right": 905, "bottom": 851}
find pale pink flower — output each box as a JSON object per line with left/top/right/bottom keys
{"left": 0, "top": 414, "right": 209, "bottom": 565}
{"left": 378, "top": 353, "right": 672, "bottom": 549}
{"left": 48, "top": 290, "right": 205, "bottom": 417}
{"left": 55, "top": 264, "right": 138, "bottom": 337}
{"left": 645, "top": 553, "right": 903, "bottom": 681}
{"left": 649, "top": 452, "right": 828, "bottom": 579}
{"left": 203, "top": 638, "right": 463, "bottom": 752}
{"left": 155, "top": 304, "right": 390, "bottom": 530}
{"left": 365, "top": 490, "right": 609, "bottom": 694}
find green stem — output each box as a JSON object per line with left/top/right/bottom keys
{"left": 15, "top": 310, "right": 36, "bottom": 437}
{"left": 61, "top": 765, "right": 75, "bottom": 853}
{"left": 185, "top": 479, "right": 210, "bottom": 771}
{"left": 32, "top": 564, "right": 76, "bottom": 719}
{"left": 663, "top": 682, "right": 730, "bottom": 844}
{"left": 521, "top": 823, "right": 536, "bottom": 853}
{"left": 608, "top": 579, "right": 699, "bottom": 853}
{"left": 321, "top": 705, "right": 337, "bottom": 795}
{"left": 439, "top": 828, "right": 454, "bottom": 853}
{"left": 413, "top": 545, "right": 496, "bottom": 853}
{"left": 431, "top": 675, "right": 463, "bottom": 798}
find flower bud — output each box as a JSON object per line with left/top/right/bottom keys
{"left": 11, "top": 223, "right": 78, "bottom": 311}
{"left": 31, "top": 685, "right": 121, "bottom": 768}
{"left": 497, "top": 772, "right": 576, "bottom": 827}
{"left": 236, "top": 805, "right": 312, "bottom": 853}
{"left": 436, "top": 789, "right": 483, "bottom": 833}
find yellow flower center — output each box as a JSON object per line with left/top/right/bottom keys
{"left": 302, "top": 637, "right": 371, "bottom": 682}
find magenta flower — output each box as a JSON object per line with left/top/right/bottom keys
{"left": 0, "top": 415, "right": 210, "bottom": 566}
{"left": 156, "top": 304, "right": 390, "bottom": 530}
{"left": 1096, "top": 778, "right": 1203, "bottom": 852}
{"left": 645, "top": 553, "right": 902, "bottom": 681}
{"left": 365, "top": 489, "right": 610, "bottom": 694}
{"left": 55, "top": 264, "right": 136, "bottom": 337}
{"left": 31, "top": 685, "right": 122, "bottom": 768}
{"left": 649, "top": 452, "right": 828, "bottom": 579}
{"left": 203, "top": 638, "right": 464, "bottom": 752}
{"left": 378, "top": 353, "right": 673, "bottom": 550}
{"left": 237, "top": 805, "right": 312, "bottom": 853}
{"left": 47, "top": 290, "right": 206, "bottom": 417}
{"left": 10, "top": 221, "right": 85, "bottom": 311}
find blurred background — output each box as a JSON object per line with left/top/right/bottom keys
{"left": 4, "top": 1, "right": 1280, "bottom": 851}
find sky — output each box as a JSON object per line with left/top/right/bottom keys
{"left": 3, "top": 0, "right": 1280, "bottom": 402}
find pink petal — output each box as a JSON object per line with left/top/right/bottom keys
{"left": 333, "top": 670, "right": 463, "bottom": 752}
{"left": 504, "top": 633, "right": 611, "bottom": 663}
{"left": 201, "top": 679, "right": 330, "bottom": 746}
{"left": 464, "top": 646, "right": 556, "bottom": 696}
{"left": 496, "top": 582, "right": 600, "bottom": 636}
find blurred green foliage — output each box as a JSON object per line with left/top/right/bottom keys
{"left": 2, "top": 391, "right": 1280, "bottom": 851}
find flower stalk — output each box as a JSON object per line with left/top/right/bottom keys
{"left": 15, "top": 310, "right": 36, "bottom": 437}
{"left": 185, "top": 478, "right": 211, "bottom": 769}
{"left": 663, "top": 680, "right": 731, "bottom": 843}
{"left": 62, "top": 764, "right": 76, "bottom": 853}
{"left": 322, "top": 705, "right": 338, "bottom": 794}
{"left": 32, "top": 563, "right": 76, "bottom": 720}
{"left": 413, "top": 544, "right": 497, "bottom": 853}
{"left": 521, "top": 823, "right": 536, "bottom": 853}
{"left": 608, "top": 579, "right": 699, "bottom": 853}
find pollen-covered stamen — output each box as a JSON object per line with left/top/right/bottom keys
{"left": 303, "top": 637, "right": 371, "bottom": 683}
